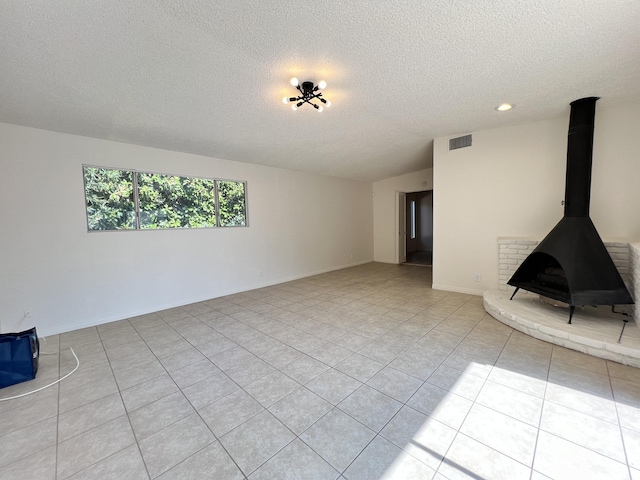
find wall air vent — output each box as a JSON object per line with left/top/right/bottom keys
{"left": 449, "top": 134, "right": 472, "bottom": 150}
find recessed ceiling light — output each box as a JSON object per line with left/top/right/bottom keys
{"left": 496, "top": 103, "right": 513, "bottom": 112}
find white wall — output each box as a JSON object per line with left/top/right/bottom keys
{"left": 433, "top": 100, "right": 640, "bottom": 295}
{"left": 372, "top": 168, "right": 433, "bottom": 263}
{"left": 0, "top": 123, "right": 373, "bottom": 336}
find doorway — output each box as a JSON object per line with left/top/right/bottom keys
{"left": 399, "top": 190, "right": 433, "bottom": 266}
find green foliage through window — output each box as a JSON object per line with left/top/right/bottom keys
{"left": 218, "top": 181, "right": 247, "bottom": 226}
{"left": 83, "top": 167, "right": 135, "bottom": 230}
{"left": 83, "top": 166, "right": 247, "bottom": 231}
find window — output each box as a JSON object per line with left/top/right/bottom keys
{"left": 410, "top": 200, "right": 416, "bottom": 239}
{"left": 137, "top": 173, "right": 217, "bottom": 229}
{"left": 83, "top": 166, "right": 247, "bottom": 231}
{"left": 217, "top": 180, "right": 247, "bottom": 227}
{"left": 83, "top": 167, "right": 136, "bottom": 230}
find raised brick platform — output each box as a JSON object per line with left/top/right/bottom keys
{"left": 484, "top": 289, "right": 640, "bottom": 367}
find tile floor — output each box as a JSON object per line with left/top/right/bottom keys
{"left": 1, "top": 263, "right": 640, "bottom": 479}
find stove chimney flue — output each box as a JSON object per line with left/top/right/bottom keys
{"left": 564, "top": 97, "right": 599, "bottom": 217}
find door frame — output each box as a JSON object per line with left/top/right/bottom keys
{"left": 396, "top": 191, "right": 407, "bottom": 264}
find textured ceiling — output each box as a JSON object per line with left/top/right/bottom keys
{"left": 2, "top": 1, "right": 640, "bottom": 182}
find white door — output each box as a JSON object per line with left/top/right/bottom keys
{"left": 397, "top": 192, "right": 407, "bottom": 263}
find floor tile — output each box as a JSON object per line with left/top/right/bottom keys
{"left": 65, "top": 444, "right": 149, "bottom": 480}
{"left": 617, "top": 401, "right": 640, "bottom": 433}
{"left": 367, "top": 366, "right": 424, "bottom": 403}
{"left": 380, "top": 406, "right": 456, "bottom": 470}
{"left": 487, "top": 366, "right": 547, "bottom": 398}
{"left": 249, "top": 438, "right": 339, "bottom": 480}
{"left": 343, "top": 435, "right": 435, "bottom": 480}
{"left": 548, "top": 363, "right": 613, "bottom": 398}
{"left": 530, "top": 472, "right": 554, "bottom": 480}
{"left": 281, "top": 355, "right": 331, "bottom": 384}
{"left": 223, "top": 357, "right": 276, "bottom": 387}
{"left": 220, "top": 410, "right": 295, "bottom": 476}
{"left": 129, "top": 391, "right": 194, "bottom": 441}
{"left": 551, "top": 345, "right": 609, "bottom": 375}
{"left": 608, "top": 361, "right": 640, "bottom": 384}
{"left": 0, "top": 386, "right": 58, "bottom": 437}
{"left": 197, "top": 337, "right": 238, "bottom": 358}
{"left": 58, "top": 393, "right": 126, "bottom": 442}
{"left": 300, "top": 408, "right": 375, "bottom": 472}
{"left": 407, "top": 383, "right": 472, "bottom": 430}
{"left": 533, "top": 431, "right": 630, "bottom": 480}
{"left": 58, "top": 359, "right": 113, "bottom": 388}
{"left": 333, "top": 332, "right": 374, "bottom": 352}
{"left": 121, "top": 374, "right": 179, "bottom": 412}
{"left": 138, "top": 413, "right": 216, "bottom": 478}
{"left": 254, "top": 341, "right": 304, "bottom": 369}
{"left": 545, "top": 382, "right": 618, "bottom": 424}
{"left": 59, "top": 375, "right": 119, "bottom": 413}
{"left": 57, "top": 416, "right": 136, "bottom": 479}
{"left": 358, "top": 341, "right": 404, "bottom": 364}
{"left": 167, "top": 358, "right": 220, "bottom": 389}
{"left": 181, "top": 372, "right": 239, "bottom": 409}
{"left": 306, "top": 368, "right": 363, "bottom": 405}
{"left": 0, "top": 445, "right": 57, "bottom": 480}
{"left": 199, "top": 389, "right": 264, "bottom": 437}
{"left": 179, "top": 325, "right": 222, "bottom": 347}
{"left": 540, "top": 401, "right": 626, "bottom": 463}
{"left": 438, "top": 433, "right": 531, "bottom": 480}
{"left": 612, "top": 376, "right": 640, "bottom": 407}
{"left": 389, "top": 351, "right": 440, "bottom": 380}
{"left": 426, "top": 364, "right": 485, "bottom": 401}
{"left": 460, "top": 403, "right": 538, "bottom": 466}
{"left": 158, "top": 347, "right": 206, "bottom": 373}
{"left": 156, "top": 442, "right": 243, "bottom": 480}
{"left": 9, "top": 264, "right": 640, "bottom": 480}
{"left": 338, "top": 385, "right": 402, "bottom": 432}
{"left": 623, "top": 427, "right": 640, "bottom": 470}
{"left": 244, "top": 371, "right": 300, "bottom": 407}
{"left": 140, "top": 330, "right": 182, "bottom": 350}
{"left": 0, "top": 416, "right": 58, "bottom": 469}
{"left": 309, "top": 343, "right": 353, "bottom": 366}
{"left": 476, "top": 380, "right": 543, "bottom": 427}
{"left": 269, "top": 387, "right": 333, "bottom": 435}
{"left": 335, "top": 353, "right": 385, "bottom": 382}
{"left": 105, "top": 340, "right": 150, "bottom": 361}
{"left": 441, "top": 352, "right": 495, "bottom": 379}
{"left": 108, "top": 345, "right": 156, "bottom": 370}
{"left": 113, "top": 360, "right": 166, "bottom": 390}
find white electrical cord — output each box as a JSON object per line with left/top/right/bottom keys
{"left": 0, "top": 347, "right": 80, "bottom": 402}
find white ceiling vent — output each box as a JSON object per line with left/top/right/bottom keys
{"left": 449, "top": 134, "right": 472, "bottom": 150}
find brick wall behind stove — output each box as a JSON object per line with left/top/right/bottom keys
{"left": 498, "top": 238, "right": 631, "bottom": 293}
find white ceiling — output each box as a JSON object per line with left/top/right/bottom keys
{"left": 2, "top": 1, "right": 640, "bottom": 182}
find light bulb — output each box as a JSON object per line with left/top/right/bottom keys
{"left": 318, "top": 80, "right": 327, "bottom": 89}
{"left": 496, "top": 103, "right": 513, "bottom": 111}
{"left": 290, "top": 77, "right": 299, "bottom": 87}
{"left": 282, "top": 97, "right": 289, "bottom": 104}
{"left": 291, "top": 104, "right": 297, "bottom": 111}
{"left": 317, "top": 106, "right": 323, "bottom": 112}
{"left": 325, "top": 100, "right": 331, "bottom": 108}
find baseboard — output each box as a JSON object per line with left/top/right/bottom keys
{"left": 431, "top": 283, "right": 484, "bottom": 296}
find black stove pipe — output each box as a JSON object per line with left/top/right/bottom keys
{"left": 564, "top": 97, "right": 598, "bottom": 217}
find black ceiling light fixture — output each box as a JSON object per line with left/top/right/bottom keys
{"left": 283, "top": 78, "right": 331, "bottom": 112}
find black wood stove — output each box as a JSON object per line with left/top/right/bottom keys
{"left": 508, "top": 97, "right": 633, "bottom": 323}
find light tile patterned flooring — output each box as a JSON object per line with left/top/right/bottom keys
{"left": 2, "top": 263, "right": 640, "bottom": 479}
